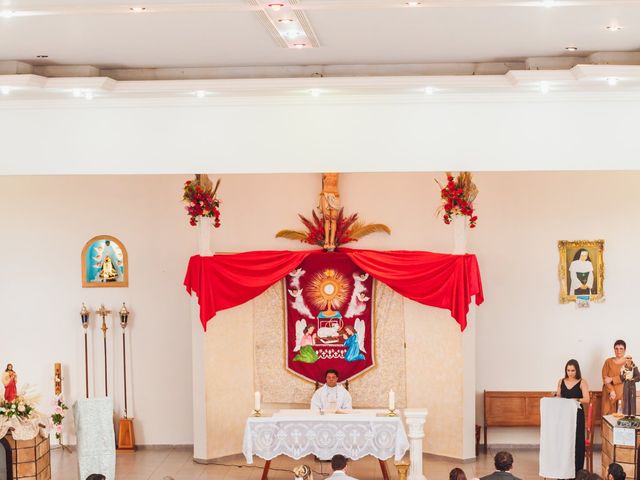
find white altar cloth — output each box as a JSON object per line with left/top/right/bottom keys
{"left": 242, "top": 409, "right": 409, "bottom": 463}
{"left": 73, "top": 397, "right": 116, "bottom": 480}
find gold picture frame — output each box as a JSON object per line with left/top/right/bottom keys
{"left": 558, "top": 239, "right": 604, "bottom": 303}
{"left": 81, "top": 235, "right": 129, "bottom": 288}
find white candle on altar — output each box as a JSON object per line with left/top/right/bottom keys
{"left": 388, "top": 389, "right": 395, "bottom": 411}
{"left": 254, "top": 391, "right": 261, "bottom": 411}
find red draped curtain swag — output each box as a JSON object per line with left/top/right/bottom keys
{"left": 184, "top": 248, "right": 484, "bottom": 332}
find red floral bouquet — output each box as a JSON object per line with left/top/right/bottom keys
{"left": 183, "top": 178, "right": 221, "bottom": 227}
{"left": 437, "top": 172, "right": 478, "bottom": 228}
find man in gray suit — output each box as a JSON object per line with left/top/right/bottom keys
{"left": 480, "top": 451, "right": 521, "bottom": 480}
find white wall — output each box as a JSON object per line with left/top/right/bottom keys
{"left": 2, "top": 97, "right": 640, "bottom": 175}
{"left": 472, "top": 171, "right": 640, "bottom": 445}
{"left": 0, "top": 175, "right": 196, "bottom": 445}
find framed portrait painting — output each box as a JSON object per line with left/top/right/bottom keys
{"left": 558, "top": 239, "right": 604, "bottom": 303}
{"left": 81, "top": 235, "right": 128, "bottom": 288}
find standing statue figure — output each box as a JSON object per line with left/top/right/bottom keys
{"left": 2, "top": 363, "right": 17, "bottom": 402}
{"left": 319, "top": 173, "right": 340, "bottom": 251}
{"left": 621, "top": 356, "right": 640, "bottom": 416}
{"left": 99, "top": 255, "right": 119, "bottom": 282}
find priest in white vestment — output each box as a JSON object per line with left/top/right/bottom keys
{"left": 311, "top": 369, "right": 352, "bottom": 412}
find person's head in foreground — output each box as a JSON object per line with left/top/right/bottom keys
{"left": 86, "top": 475, "right": 106, "bottom": 480}
{"left": 325, "top": 369, "right": 339, "bottom": 388}
{"left": 576, "top": 469, "right": 591, "bottom": 480}
{"left": 449, "top": 467, "right": 467, "bottom": 480}
{"left": 608, "top": 463, "right": 626, "bottom": 480}
{"left": 494, "top": 451, "right": 514, "bottom": 472}
{"left": 331, "top": 454, "right": 348, "bottom": 472}
{"left": 293, "top": 464, "right": 314, "bottom": 480}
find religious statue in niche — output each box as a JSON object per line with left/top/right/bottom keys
{"left": 275, "top": 172, "right": 391, "bottom": 251}
{"left": 558, "top": 240, "right": 604, "bottom": 304}
{"left": 81, "top": 235, "right": 129, "bottom": 288}
{"left": 2, "top": 363, "right": 17, "bottom": 402}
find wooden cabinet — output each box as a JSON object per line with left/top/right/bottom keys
{"left": 601, "top": 415, "right": 640, "bottom": 480}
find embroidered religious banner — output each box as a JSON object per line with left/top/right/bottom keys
{"left": 285, "top": 252, "right": 375, "bottom": 383}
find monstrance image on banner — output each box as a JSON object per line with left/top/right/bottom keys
{"left": 284, "top": 252, "right": 375, "bottom": 383}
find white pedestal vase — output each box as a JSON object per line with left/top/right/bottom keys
{"left": 197, "top": 216, "right": 213, "bottom": 256}
{"left": 451, "top": 214, "right": 468, "bottom": 255}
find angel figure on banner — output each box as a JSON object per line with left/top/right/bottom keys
{"left": 293, "top": 320, "right": 319, "bottom": 363}
{"left": 289, "top": 268, "right": 305, "bottom": 290}
{"left": 288, "top": 288, "right": 313, "bottom": 319}
{"left": 343, "top": 321, "right": 366, "bottom": 362}
{"left": 345, "top": 272, "right": 370, "bottom": 318}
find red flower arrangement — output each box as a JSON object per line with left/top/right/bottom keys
{"left": 276, "top": 209, "right": 390, "bottom": 249}
{"left": 183, "top": 178, "right": 221, "bottom": 228}
{"left": 436, "top": 171, "right": 478, "bottom": 228}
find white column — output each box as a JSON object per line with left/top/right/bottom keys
{"left": 452, "top": 214, "right": 468, "bottom": 254}
{"left": 404, "top": 409, "right": 428, "bottom": 480}
{"left": 462, "top": 303, "right": 477, "bottom": 459}
{"left": 191, "top": 217, "right": 212, "bottom": 461}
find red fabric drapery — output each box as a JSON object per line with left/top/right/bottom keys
{"left": 184, "top": 249, "right": 484, "bottom": 331}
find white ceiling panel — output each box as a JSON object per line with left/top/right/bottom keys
{"left": 0, "top": 1, "right": 638, "bottom": 68}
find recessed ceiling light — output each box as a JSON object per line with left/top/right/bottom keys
{"left": 129, "top": 7, "right": 147, "bottom": 12}
{"left": 195, "top": 90, "right": 208, "bottom": 98}
{"left": 283, "top": 31, "right": 303, "bottom": 39}
{"left": 542, "top": 0, "right": 555, "bottom": 7}
{"left": 424, "top": 87, "right": 435, "bottom": 95}
{"left": 565, "top": 46, "right": 578, "bottom": 51}
{"left": 72, "top": 89, "right": 83, "bottom": 97}
{"left": 1, "top": 87, "right": 11, "bottom": 95}
{"left": 540, "top": 81, "right": 550, "bottom": 94}
{"left": 310, "top": 88, "right": 321, "bottom": 97}
{"left": 84, "top": 91, "right": 94, "bottom": 100}
{"left": 607, "top": 77, "right": 619, "bottom": 87}
{"left": 293, "top": 43, "right": 306, "bottom": 48}
{"left": 606, "top": 25, "right": 623, "bottom": 32}
{"left": 268, "top": 3, "right": 285, "bottom": 11}
{"left": 0, "top": 10, "right": 15, "bottom": 18}
{"left": 405, "top": 2, "right": 421, "bottom": 6}
{"left": 278, "top": 18, "right": 294, "bottom": 23}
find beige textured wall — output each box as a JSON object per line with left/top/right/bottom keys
{"left": 204, "top": 303, "right": 254, "bottom": 459}
{"left": 404, "top": 301, "right": 464, "bottom": 458}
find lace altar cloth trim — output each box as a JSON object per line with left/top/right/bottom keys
{"left": 242, "top": 411, "right": 409, "bottom": 463}
{"left": 0, "top": 415, "right": 48, "bottom": 441}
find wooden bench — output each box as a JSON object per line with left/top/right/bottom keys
{"left": 482, "top": 390, "right": 602, "bottom": 450}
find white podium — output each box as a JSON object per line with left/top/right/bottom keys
{"left": 539, "top": 397, "right": 578, "bottom": 479}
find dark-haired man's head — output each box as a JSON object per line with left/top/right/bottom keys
{"left": 331, "top": 454, "right": 348, "bottom": 472}
{"left": 325, "top": 369, "right": 339, "bottom": 388}
{"left": 86, "top": 475, "right": 106, "bottom": 480}
{"left": 608, "top": 463, "right": 626, "bottom": 480}
{"left": 494, "top": 451, "right": 514, "bottom": 472}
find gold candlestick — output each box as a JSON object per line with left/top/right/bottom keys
{"left": 96, "top": 304, "right": 111, "bottom": 396}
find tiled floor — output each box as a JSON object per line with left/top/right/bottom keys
{"left": 51, "top": 447, "right": 602, "bottom": 480}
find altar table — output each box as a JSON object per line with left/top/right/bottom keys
{"left": 243, "top": 409, "right": 409, "bottom": 480}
